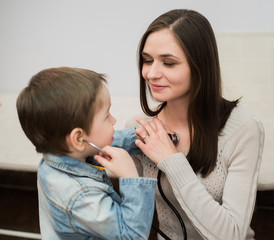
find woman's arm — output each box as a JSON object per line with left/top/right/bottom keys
{"left": 136, "top": 117, "right": 264, "bottom": 239}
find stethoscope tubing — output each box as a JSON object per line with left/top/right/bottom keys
{"left": 153, "top": 170, "right": 187, "bottom": 240}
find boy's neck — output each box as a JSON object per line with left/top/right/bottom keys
{"left": 66, "top": 152, "right": 87, "bottom": 162}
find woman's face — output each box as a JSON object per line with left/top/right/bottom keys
{"left": 141, "top": 29, "right": 191, "bottom": 104}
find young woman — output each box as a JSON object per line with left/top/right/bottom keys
{"left": 127, "top": 9, "right": 265, "bottom": 240}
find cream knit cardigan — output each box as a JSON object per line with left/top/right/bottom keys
{"left": 126, "top": 105, "right": 264, "bottom": 240}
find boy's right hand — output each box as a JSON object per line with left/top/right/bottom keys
{"left": 94, "top": 146, "right": 139, "bottom": 178}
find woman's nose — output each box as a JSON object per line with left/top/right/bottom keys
{"left": 146, "top": 63, "right": 162, "bottom": 79}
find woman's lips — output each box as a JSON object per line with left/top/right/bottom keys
{"left": 150, "top": 84, "right": 167, "bottom": 91}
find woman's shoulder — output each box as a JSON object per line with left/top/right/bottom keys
{"left": 219, "top": 104, "right": 264, "bottom": 145}
{"left": 125, "top": 113, "right": 153, "bottom": 128}
{"left": 227, "top": 104, "right": 263, "bottom": 129}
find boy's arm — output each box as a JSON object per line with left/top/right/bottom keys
{"left": 86, "top": 128, "right": 141, "bottom": 165}
{"left": 71, "top": 178, "right": 157, "bottom": 239}
{"left": 112, "top": 128, "right": 141, "bottom": 155}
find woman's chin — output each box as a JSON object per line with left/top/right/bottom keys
{"left": 151, "top": 95, "right": 168, "bottom": 103}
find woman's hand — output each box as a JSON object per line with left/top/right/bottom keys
{"left": 94, "top": 146, "right": 139, "bottom": 178}
{"left": 135, "top": 117, "right": 178, "bottom": 164}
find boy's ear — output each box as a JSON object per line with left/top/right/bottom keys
{"left": 67, "top": 128, "right": 86, "bottom": 152}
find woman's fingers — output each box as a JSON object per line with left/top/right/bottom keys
{"left": 135, "top": 117, "right": 179, "bottom": 164}
{"left": 135, "top": 117, "right": 168, "bottom": 143}
{"left": 152, "top": 117, "right": 166, "bottom": 133}
{"left": 136, "top": 117, "right": 156, "bottom": 136}
{"left": 135, "top": 127, "right": 148, "bottom": 143}
{"left": 135, "top": 118, "right": 153, "bottom": 143}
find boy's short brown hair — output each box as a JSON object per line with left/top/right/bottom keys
{"left": 16, "top": 67, "right": 106, "bottom": 155}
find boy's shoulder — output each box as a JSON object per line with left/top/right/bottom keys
{"left": 38, "top": 155, "right": 115, "bottom": 203}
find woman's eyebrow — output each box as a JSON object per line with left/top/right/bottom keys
{"left": 142, "top": 51, "right": 180, "bottom": 59}
{"left": 160, "top": 54, "right": 180, "bottom": 59}
{"left": 141, "top": 52, "right": 150, "bottom": 57}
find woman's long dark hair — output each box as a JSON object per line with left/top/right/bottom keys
{"left": 138, "top": 9, "right": 239, "bottom": 177}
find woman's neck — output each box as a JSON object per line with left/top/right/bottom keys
{"left": 158, "top": 99, "right": 190, "bottom": 154}
{"left": 158, "top": 99, "right": 188, "bottom": 128}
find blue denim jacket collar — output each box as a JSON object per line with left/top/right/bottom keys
{"left": 43, "top": 153, "right": 106, "bottom": 182}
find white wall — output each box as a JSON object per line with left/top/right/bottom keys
{"left": 1, "top": 0, "right": 274, "bottom": 97}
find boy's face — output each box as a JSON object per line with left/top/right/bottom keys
{"left": 86, "top": 85, "right": 116, "bottom": 154}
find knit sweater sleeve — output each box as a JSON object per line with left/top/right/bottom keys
{"left": 157, "top": 114, "right": 264, "bottom": 239}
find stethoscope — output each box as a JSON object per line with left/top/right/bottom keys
{"left": 153, "top": 169, "right": 187, "bottom": 240}
{"left": 83, "top": 134, "right": 187, "bottom": 240}
{"left": 151, "top": 133, "right": 187, "bottom": 240}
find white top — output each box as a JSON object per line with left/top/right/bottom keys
{"left": 126, "top": 105, "right": 264, "bottom": 240}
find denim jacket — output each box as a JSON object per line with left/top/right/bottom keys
{"left": 38, "top": 128, "right": 156, "bottom": 240}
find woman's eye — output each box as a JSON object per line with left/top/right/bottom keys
{"left": 143, "top": 59, "right": 153, "bottom": 64}
{"left": 164, "top": 61, "right": 176, "bottom": 67}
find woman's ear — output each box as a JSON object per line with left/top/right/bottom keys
{"left": 66, "top": 128, "right": 86, "bottom": 152}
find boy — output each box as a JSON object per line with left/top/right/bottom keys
{"left": 16, "top": 67, "right": 157, "bottom": 240}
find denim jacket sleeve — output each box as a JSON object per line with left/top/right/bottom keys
{"left": 112, "top": 127, "right": 141, "bottom": 155}
{"left": 71, "top": 177, "right": 157, "bottom": 239}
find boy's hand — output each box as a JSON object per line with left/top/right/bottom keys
{"left": 94, "top": 146, "right": 139, "bottom": 178}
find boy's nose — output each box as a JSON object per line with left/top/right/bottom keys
{"left": 111, "top": 114, "right": 116, "bottom": 125}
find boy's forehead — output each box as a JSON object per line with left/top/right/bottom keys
{"left": 100, "top": 85, "right": 110, "bottom": 102}
{"left": 97, "top": 85, "right": 111, "bottom": 109}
